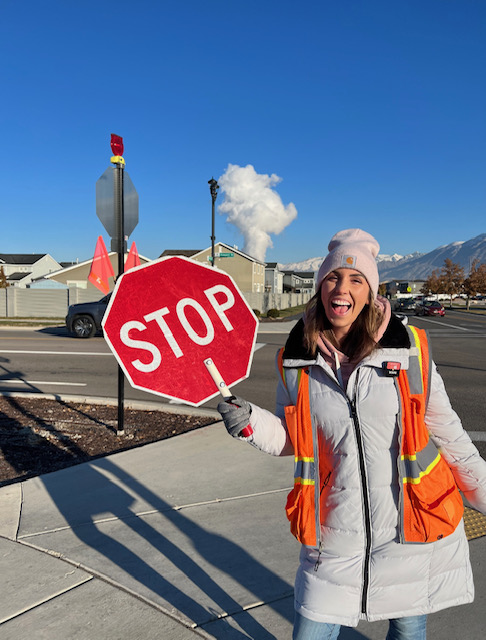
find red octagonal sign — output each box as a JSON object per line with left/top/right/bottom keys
{"left": 102, "top": 256, "right": 258, "bottom": 406}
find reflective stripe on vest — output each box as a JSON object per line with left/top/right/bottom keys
{"left": 400, "top": 438, "right": 442, "bottom": 484}
{"left": 295, "top": 457, "right": 316, "bottom": 485}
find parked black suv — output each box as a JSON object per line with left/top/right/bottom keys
{"left": 65, "top": 294, "right": 111, "bottom": 338}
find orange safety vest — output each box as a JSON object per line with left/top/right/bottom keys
{"left": 278, "top": 326, "right": 463, "bottom": 547}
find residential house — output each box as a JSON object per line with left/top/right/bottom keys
{"left": 160, "top": 242, "right": 266, "bottom": 293}
{"left": 0, "top": 254, "right": 62, "bottom": 288}
{"left": 282, "top": 270, "right": 315, "bottom": 294}
{"left": 265, "top": 262, "right": 284, "bottom": 293}
{"left": 295, "top": 271, "right": 315, "bottom": 292}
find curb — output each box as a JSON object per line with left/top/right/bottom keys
{"left": 0, "top": 391, "right": 221, "bottom": 420}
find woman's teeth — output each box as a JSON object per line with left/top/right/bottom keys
{"left": 331, "top": 300, "right": 351, "bottom": 314}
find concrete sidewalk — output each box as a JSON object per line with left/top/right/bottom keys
{"left": 1, "top": 420, "right": 485, "bottom": 639}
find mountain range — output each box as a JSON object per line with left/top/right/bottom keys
{"left": 280, "top": 233, "right": 486, "bottom": 282}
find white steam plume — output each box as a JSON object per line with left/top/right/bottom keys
{"left": 217, "top": 164, "right": 297, "bottom": 262}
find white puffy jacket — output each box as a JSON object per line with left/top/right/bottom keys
{"left": 247, "top": 316, "right": 486, "bottom": 626}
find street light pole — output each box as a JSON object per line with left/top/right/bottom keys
{"left": 208, "top": 178, "right": 219, "bottom": 267}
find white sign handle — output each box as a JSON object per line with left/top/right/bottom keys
{"left": 204, "top": 358, "right": 232, "bottom": 398}
{"left": 204, "top": 358, "right": 253, "bottom": 437}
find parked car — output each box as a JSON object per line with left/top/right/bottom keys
{"left": 415, "top": 300, "right": 445, "bottom": 317}
{"left": 65, "top": 294, "right": 111, "bottom": 338}
{"left": 398, "top": 299, "right": 416, "bottom": 312}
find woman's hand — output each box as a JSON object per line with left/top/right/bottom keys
{"left": 217, "top": 396, "right": 252, "bottom": 437}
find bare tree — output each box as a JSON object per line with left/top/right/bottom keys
{"left": 421, "top": 270, "right": 442, "bottom": 297}
{"left": 463, "top": 260, "right": 486, "bottom": 310}
{"left": 439, "top": 258, "right": 465, "bottom": 308}
{"left": 378, "top": 283, "right": 387, "bottom": 297}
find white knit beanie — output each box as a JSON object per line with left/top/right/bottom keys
{"left": 316, "top": 229, "right": 380, "bottom": 299}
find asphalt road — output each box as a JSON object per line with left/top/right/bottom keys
{"left": 0, "top": 324, "right": 286, "bottom": 412}
{"left": 0, "top": 311, "right": 485, "bottom": 457}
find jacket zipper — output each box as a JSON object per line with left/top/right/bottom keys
{"left": 320, "top": 364, "right": 373, "bottom": 612}
{"left": 349, "top": 374, "right": 372, "bottom": 616}
{"left": 395, "top": 377, "right": 405, "bottom": 543}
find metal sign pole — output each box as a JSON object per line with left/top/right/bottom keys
{"left": 113, "top": 160, "right": 125, "bottom": 436}
{"left": 96, "top": 133, "right": 138, "bottom": 437}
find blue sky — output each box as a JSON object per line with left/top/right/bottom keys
{"left": 1, "top": 0, "right": 485, "bottom": 265}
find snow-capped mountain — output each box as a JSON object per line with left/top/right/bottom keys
{"left": 279, "top": 257, "right": 324, "bottom": 273}
{"left": 280, "top": 234, "right": 486, "bottom": 281}
{"left": 378, "top": 254, "right": 399, "bottom": 262}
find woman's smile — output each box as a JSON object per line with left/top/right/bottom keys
{"left": 321, "top": 268, "right": 370, "bottom": 343}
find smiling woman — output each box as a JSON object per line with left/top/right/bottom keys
{"left": 216, "top": 228, "right": 486, "bottom": 640}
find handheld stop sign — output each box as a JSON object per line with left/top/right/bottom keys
{"left": 102, "top": 256, "right": 258, "bottom": 434}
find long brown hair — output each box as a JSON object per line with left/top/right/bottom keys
{"left": 303, "top": 287, "right": 384, "bottom": 360}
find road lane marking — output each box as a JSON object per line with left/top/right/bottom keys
{"left": 425, "top": 333, "right": 486, "bottom": 338}
{"left": 417, "top": 318, "right": 472, "bottom": 331}
{"left": 1, "top": 380, "right": 87, "bottom": 387}
{"left": 0, "top": 343, "right": 267, "bottom": 356}
{"left": 468, "top": 431, "right": 486, "bottom": 442}
{"left": 0, "top": 350, "right": 111, "bottom": 356}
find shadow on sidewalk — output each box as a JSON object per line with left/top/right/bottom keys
{"left": 41, "top": 457, "right": 294, "bottom": 639}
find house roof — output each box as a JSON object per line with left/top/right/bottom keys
{"left": 195, "top": 242, "right": 266, "bottom": 265}
{"left": 45, "top": 252, "right": 151, "bottom": 280}
{"left": 160, "top": 243, "right": 266, "bottom": 265}
{"left": 159, "top": 250, "right": 201, "bottom": 258}
{"left": 282, "top": 271, "right": 311, "bottom": 281}
{"left": 0, "top": 254, "right": 47, "bottom": 265}
{"left": 45, "top": 260, "right": 93, "bottom": 277}
{"left": 218, "top": 242, "right": 266, "bottom": 265}
{"left": 7, "top": 271, "right": 31, "bottom": 281}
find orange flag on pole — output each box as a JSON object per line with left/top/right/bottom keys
{"left": 125, "top": 241, "right": 141, "bottom": 271}
{"left": 88, "top": 236, "right": 115, "bottom": 294}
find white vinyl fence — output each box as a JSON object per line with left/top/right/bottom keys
{"left": 240, "top": 290, "right": 314, "bottom": 314}
{"left": 0, "top": 287, "right": 314, "bottom": 319}
{"left": 0, "top": 288, "right": 99, "bottom": 318}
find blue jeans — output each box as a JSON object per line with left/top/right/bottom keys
{"left": 293, "top": 612, "right": 427, "bottom": 640}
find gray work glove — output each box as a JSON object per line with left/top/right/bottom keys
{"left": 217, "top": 396, "right": 252, "bottom": 438}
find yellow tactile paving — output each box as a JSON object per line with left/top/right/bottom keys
{"left": 464, "top": 507, "right": 486, "bottom": 541}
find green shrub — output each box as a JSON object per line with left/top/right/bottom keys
{"left": 252, "top": 309, "right": 262, "bottom": 317}
{"left": 266, "top": 308, "right": 280, "bottom": 318}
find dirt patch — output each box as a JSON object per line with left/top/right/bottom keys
{"left": 0, "top": 396, "right": 217, "bottom": 487}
